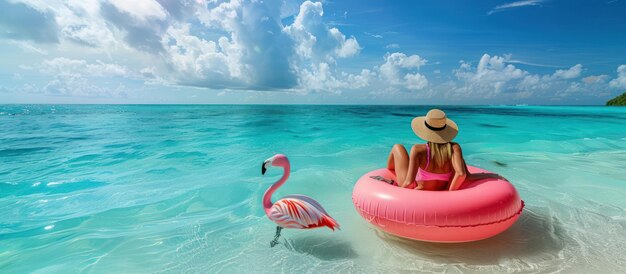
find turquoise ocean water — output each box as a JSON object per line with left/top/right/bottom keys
{"left": 1, "top": 105, "right": 625, "bottom": 273}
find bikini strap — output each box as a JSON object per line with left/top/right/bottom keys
{"left": 425, "top": 143, "right": 431, "bottom": 169}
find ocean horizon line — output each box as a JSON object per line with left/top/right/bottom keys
{"left": 0, "top": 103, "right": 614, "bottom": 107}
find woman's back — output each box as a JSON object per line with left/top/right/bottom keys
{"left": 415, "top": 142, "right": 456, "bottom": 190}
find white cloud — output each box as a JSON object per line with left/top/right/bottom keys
{"left": 56, "top": 0, "right": 118, "bottom": 47}
{"left": 109, "top": 0, "right": 167, "bottom": 21}
{"left": 161, "top": 24, "right": 247, "bottom": 88}
{"left": 582, "top": 75, "right": 608, "bottom": 84}
{"left": 346, "top": 69, "right": 374, "bottom": 88}
{"left": 12, "top": 0, "right": 130, "bottom": 48}
{"left": 380, "top": 53, "right": 426, "bottom": 82}
{"left": 4, "top": 0, "right": 367, "bottom": 94}
{"left": 404, "top": 73, "right": 428, "bottom": 90}
{"left": 298, "top": 63, "right": 371, "bottom": 93}
{"left": 455, "top": 54, "right": 525, "bottom": 96}
{"left": 385, "top": 43, "right": 399, "bottom": 49}
{"left": 297, "top": 50, "right": 433, "bottom": 93}
{"left": 488, "top": 0, "right": 544, "bottom": 15}
{"left": 450, "top": 54, "right": 616, "bottom": 101}
{"left": 447, "top": 55, "right": 576, "bottom": 101}
{"left": 193, "top": 0, "right": 313, "bottom": 90}
{"left": 41, "top": 75, "right": 126, "bottom": 97}
{"left": 155, "top": 0, "right": 362, "bottom": 92}
{"left": 517, "top": 64, "right": 583, "bottom": 91}
{"left": 609, "top": 65, "right": 626, "bottom": 89}
{"left": 40, "top": 57, "right": 129, "bottom": 77}
{"left": 504, "top": 58, "right": 561, "bottom": 68}
{"left": 139, "top": 66, "right": 170, "bottom": 85}
{"left": 518, "top": 74, "right": 542, "bottom": 90}
{"left": 284, "top": 1, "right": 360, "bottom": 62}
{"left": 28, "top": 57, "right": 132, "bottom": 97}
{"left": 330, "top": 28, "right": 360, "bottom": 58}
{"left": 378, "top": 52, "right": 428, "bottom": 90}
{"left": 364, "top": 32, "right": 382, "bottom": 39}
{"left": 552, "top": 64, "right": 582, "bottom": 79}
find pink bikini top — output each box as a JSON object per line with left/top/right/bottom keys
{"left": 416, "top": 143, "right": 453, "bottom": 181}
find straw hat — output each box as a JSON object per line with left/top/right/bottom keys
{"left": 411, "top": 109, "right": 458, "bottom": 143}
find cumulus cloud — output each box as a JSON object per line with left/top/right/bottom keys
{"left": 284, "top": 1, "right": 360, "bottom": 62}
{"left": 298, "top": 63, "right": 372, "bottom": 93}
{"left": 2, "top": 0, "right": 369, "bottom": 94}
{"left": 609, "top": 65, "right": 626, "bottom": 89}
{"left": 517, "top": 74, "right": 543, "bottom": 90}
{"left": 516, "top": 63, "right": 584, "bottom": 92}
{"left": 186, "top": 0, "right": 298, "bottom": 89}
{"left": 455, "top": 54, "right": 525, "bottom": 96}
{"left": 298, "top": 50, "right": 433, "bottom": 94}
{"left": 450, "top": 54, "right": 599, "bottom": 100}
{"left": 8, "top": 0, "right": 363, "bottom": 93}
{"left": 161, "top": 23, "right": 251, "bottom": 89}
{"left": 331, "top": 28, "right": 360, "bottom": 57}
{"left": 1, "top": 0, "right": 364, "bottom": 94}
{"left": 0, "top": 0, "right": 59, "bottom": 43}
{"left": 404, "top": 73, "right": 428, "bottom": 91}
{"left": 551, "top": 64, "right": 582, "bottom": 79}
{"left": 379, "top": 52, "right": 428, "bottom": 90}
{"left": 178, "top": 0, "right": 363, "bottom": 91}
{"left": 582, "top": 75, "right": 608, "bottom": 85}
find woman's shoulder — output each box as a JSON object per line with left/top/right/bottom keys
{"left": 450, "top": 142, "right": 463, "bottom": 152}
{"left": 410, "top": 143, "right": 428, "bottom": 153}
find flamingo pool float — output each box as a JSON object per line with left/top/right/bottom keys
{"left": 261, "top": 154, "right": 340, "bottom": 247}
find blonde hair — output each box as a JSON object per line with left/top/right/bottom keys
{"left": 428, "top": 142, "right": 452, "bottom": 168}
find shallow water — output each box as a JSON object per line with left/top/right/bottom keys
{"left": 0, "top": 105, "right": 625, "bottom": 273}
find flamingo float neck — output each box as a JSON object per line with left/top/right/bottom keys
{"left": 263, "top": 163, "right": 290, "bottom": 216}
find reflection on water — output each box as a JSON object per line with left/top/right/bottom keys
{"left": 285, "top": 235, "right": 358, "bottom": 261}
{"left": 379, "top": 209, "right": 569, "bottom": 264}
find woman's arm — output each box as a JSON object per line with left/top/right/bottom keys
{"left": 401, "top": 144, "right": 422, "bottom": 188}
{"left": 448, "top": 143, "right": 467, "bottom": 191}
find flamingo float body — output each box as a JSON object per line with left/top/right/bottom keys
{"left": 262, "top": 154, "right": 339, "bottom": 246}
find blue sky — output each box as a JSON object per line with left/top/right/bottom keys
{"left": 0, "top": 0, "right": 625, "bottom": 104}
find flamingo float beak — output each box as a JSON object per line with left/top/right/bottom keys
{"left": 261, "top": 160, "right": 269, "bottom": 175}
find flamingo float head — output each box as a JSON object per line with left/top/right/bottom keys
{"left": 261, "top": 154, "right": 289, "bottom": 175}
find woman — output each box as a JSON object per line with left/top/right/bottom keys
{"left": 387, "top": 109, "right": 468, "bottom": 191}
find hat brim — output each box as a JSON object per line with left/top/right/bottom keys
{"left": 411, "top": 117, "right": 458, "bottom": 143}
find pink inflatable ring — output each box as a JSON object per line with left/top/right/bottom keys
{"left": 352, "top": 166, "right": 524, "bottom": 243}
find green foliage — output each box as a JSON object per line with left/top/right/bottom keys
{"left": 606, "top": 92, "right": 626, "bottom": 106}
